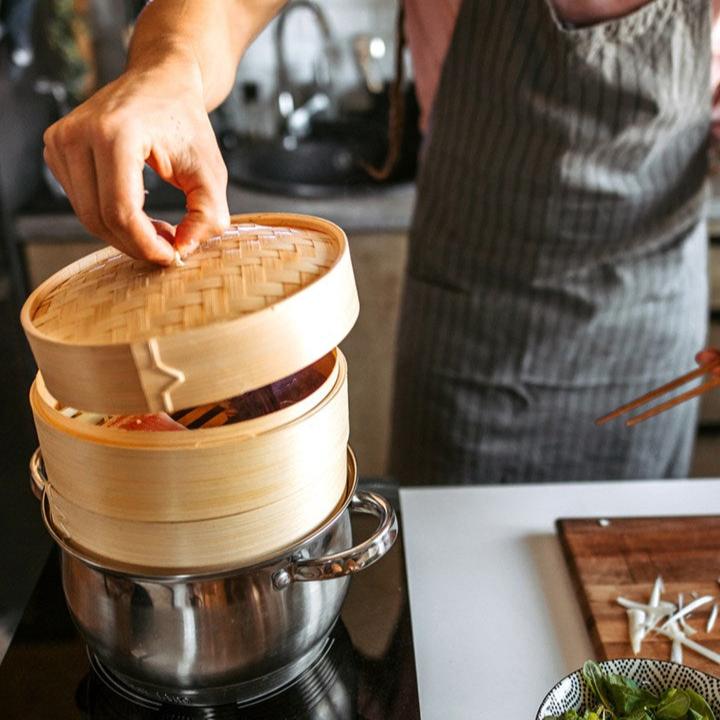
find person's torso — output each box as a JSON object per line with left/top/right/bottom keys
{"left": 408, "top": 0, "right": 711, "bottom": 286}
{"left": 404, "top": 0, "right": 688, "bottom": 132}
{"left": 404, "top": 0, "right": 711, "bottom": 386}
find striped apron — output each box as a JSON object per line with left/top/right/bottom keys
{"left": 390, "top": 0, "right": 711, "bottom": 485}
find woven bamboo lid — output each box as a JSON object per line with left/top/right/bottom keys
{"left": 21, "top": 213, "right": 359, "bottom": 414}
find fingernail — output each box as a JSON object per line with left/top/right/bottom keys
{"left": 178, "top": 239, "right": 199, "bottom": 259}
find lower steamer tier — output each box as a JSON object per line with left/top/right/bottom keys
{"left": 29, "top": 349, "right": 350, "bottom": 572}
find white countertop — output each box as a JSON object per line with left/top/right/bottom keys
{"left": 400, "top": 479, "right": 720, "bottom": 719}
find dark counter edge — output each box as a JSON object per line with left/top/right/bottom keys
{"left": 16, "top": 182, "right": 416, "bottom": 240}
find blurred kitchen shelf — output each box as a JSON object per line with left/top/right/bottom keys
{"left": 16, "top": 180, "right": 415, "bottom": 240}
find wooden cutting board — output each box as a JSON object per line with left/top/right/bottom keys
{"left": 557, "top": 516, "right": 720, "bottom": 676}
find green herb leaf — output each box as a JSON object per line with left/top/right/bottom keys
{"left": 583, "top": 661, "right": 616, "bottom": 711}
{"left": 545, "top": 663, "right": 716, "bottom": 720}
{"left": 655, "top": 689, "right": 690, "bottom": 719}
{"left": 686, "top": 688, "right": 717, "bottom": 720}
{"left": 620, "top": 710, "right": 653, "bottom": 720}
{"left": 603, "top": 672, "right": 658, "bottom": 714}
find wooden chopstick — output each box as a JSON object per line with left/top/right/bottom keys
{"left": 625, "top": 375, "right": 720, "bottom": 427}
{"left": 595, "top": 357, "right": 720, "bottom": 426}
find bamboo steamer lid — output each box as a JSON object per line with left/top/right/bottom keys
{"left": 21, "top": 213, "right": 359, "bottom": 414}
{"left": 30, "top": 351, "right": 349, "bottom": 522}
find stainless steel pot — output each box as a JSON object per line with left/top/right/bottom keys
{"left": 29, "top": 448, "right": 397, "bottom": 706}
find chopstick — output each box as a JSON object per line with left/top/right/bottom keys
{"left": 625, "top": 376, "right": 720, "bottom": 426}
{"left": 595, "top": 358, "right": 720, "bottom": 427}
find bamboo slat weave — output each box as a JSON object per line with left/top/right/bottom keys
{"left": 32, "top": 223, "right": 338, "bottom": 345}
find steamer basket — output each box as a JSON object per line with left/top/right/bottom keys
{"left": 34, "top": 449, "right": 355, "bottom": 573}
{"left": 21, "top": 214, "right": 359, "bottom": 415}
{"left": 30, "top": 350, "right": 349, "bottom": 522}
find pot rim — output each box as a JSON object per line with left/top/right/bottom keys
{"left": 40, "top": 447, "right": 358, "bottom": 582}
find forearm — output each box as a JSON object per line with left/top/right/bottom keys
{"left": 128, "top": 0, "right": 286, "bottom": 111}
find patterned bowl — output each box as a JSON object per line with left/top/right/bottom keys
{"left": 536, "top": 659, "right": 720, "bottom": 719}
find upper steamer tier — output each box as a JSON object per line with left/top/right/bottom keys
{"left": 21, "top": 214, "right": 359, "bottom": 415}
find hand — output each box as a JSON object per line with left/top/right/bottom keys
{"left": 696, "top": 348, "right": 720, "bottom": 372}
{"left": 43, "top": 58, "right": 230, "bottom": 265}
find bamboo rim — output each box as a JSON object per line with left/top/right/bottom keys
{"left": 21, "top": 213, "right": 359, "bottom": 414}
{"left": 45, "top": 464, "right": 347, "bottom": 570}
{"left": 30, "top": 351, "right": 349, "bottom": 521}
{"left": 41, "top": 448, "right": 358, "bottom": 579}
{"left": 32, "top": 350, "right": 339, "bottom": 447}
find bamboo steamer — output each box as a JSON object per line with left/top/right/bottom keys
{"left": 29, "top": 350, "right": 348, "bottom": 522}
{"left": 21, "top": 213, "right": 360, "bottom": 571}
{"left": 42, "top": 449, "right": 355, "bottom": 572}
{"left": 21, "top": 214, "right": 359, "bottom": 415}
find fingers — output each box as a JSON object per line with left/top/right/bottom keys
{"left": 696, "top": 348, "right": 720, "bottom": 376}
{"left": 175, "top": 176, "right": 230, "bottom": 258}
{"left": 43, "top": 91, "right": 228, "bottom": 265}
{"left": 44, "top": 125, "right": 127, "bottom": 255}
{"left": 45, "top": 119, "right": 175, "bottom": 265}
{"left": 696, "top": 349, "right": 719, "bottom": 364}
{"left": 93, "top": 138, "right": 175, "bottom": 265}
{"left": 54, "top": 146, "right": 133, "bottom": 258}
{"left": 149, "top": 121, "right": 230, "bottom": 258}
{"left": 42, "top": 142, "right": 74, "bottom": 200}
{"left": 150, "top": 219, "right": 177, "bottom": 244}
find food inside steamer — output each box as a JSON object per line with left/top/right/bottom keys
{"left": 58, "top": 353, "right": 333, "bottom": 431}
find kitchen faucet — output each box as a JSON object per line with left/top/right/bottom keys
{"left": 274, "top": 0, "right": 335, "bottom": 139}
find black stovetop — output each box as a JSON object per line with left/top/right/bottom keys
{"left": 0, "top": 487, "right": 420, "bottom": 719}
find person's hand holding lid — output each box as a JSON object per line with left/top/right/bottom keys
{"left": 42, "top": 0, "right": 285, "bottom": 265}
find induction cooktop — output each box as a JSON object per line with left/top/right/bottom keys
{"left": 0, "top": 484, "right": 420, "bottom": 719}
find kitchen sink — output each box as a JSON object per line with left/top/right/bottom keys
{"left": 223, "top": 135, "right": 390, "bottom": 198}
{"left": 220, "top": 92, "right": 420, "bottom": 198}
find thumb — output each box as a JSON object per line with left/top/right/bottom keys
{"left": 174, "top": 181, "right": 230, "bottom": 257}
{"left": 149, "top": 132, "right": 230, "bottom": 257}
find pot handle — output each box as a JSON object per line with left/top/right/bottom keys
{"left": 273, "top": 490, "right": 398, "bottom": 589}
{"left": 29, "top": 448, "right": 46, "bottom": 501}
